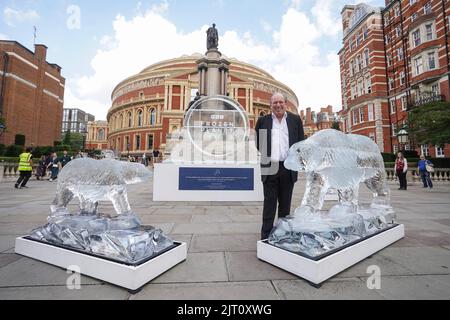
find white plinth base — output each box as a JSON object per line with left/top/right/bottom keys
{"left": 153, "top": 163, "right": 263, "bottom": 202}
{"left": 15, "top": 237, "right": 187, "bottom": 291}
{"left": 257, "top": 224, "right": 404, "bottom": 285}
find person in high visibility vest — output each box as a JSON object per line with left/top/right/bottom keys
{"left": 15, "top": 147, "right": 33, "bottom": 189}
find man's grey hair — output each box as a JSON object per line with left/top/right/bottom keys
{"left": 271, "top": 92, "right": 288, "bottom": 103}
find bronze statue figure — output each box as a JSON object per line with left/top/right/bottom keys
{"left": 207, "top": 23, "right": 219, "bottom": 50}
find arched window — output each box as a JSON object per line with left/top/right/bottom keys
{"left": 137, "top": 110, "right": 143, "bottom": 127}
{"left": 128, "top": 111, "right": 132, "bottom": 128}
{"left": 364, "top": 49, "right": 370, "bottom": 67}
{"left": 119, "top": 114, "right": 123, "bottom": 129}
{"left": 97, "top": 128, "right": 104, "bottom": 140}
{"left": 149, "top": 108, "right": 156, "bottom": 125}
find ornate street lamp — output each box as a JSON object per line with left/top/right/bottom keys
{"left": 397, "top": 128, "right": 408, "bottom": 151}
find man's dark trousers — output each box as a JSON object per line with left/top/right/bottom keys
{"left": 16, "top": 171, "right": 32, "bottom": 188}
{"left": 261, "top": 162, "right": 295, "bottom": 240}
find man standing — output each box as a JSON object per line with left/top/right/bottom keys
{"left": 255, "top": 93, "right": 305, "bottom": 240}
{"left": 15, "top": 147, "right": 33, "bottom": 189}
{"left": 60, "top": 150, "right": 71, "bottom": 168}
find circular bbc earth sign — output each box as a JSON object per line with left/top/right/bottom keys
{"left": 183, "top": 95, "right": 249, "bottom": 158}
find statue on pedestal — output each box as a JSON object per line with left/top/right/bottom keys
{"left": 207, "top": 23, "right": 219, "bottom": 50}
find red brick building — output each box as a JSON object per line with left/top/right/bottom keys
{"left": 107, "top": 54, "right": 299, "bottom": 156}
{"left": 339, "top": 2, "right": 450, "bottom": 157}
{"left": 300, "top": 105, "right": 342, "bottom": 138}
{"left": 0, "top": 41, "right": 65, "bottom": 147}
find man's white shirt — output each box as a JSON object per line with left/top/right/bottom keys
{"left": 271, "top": 112, "right": 289, "bottom": 162}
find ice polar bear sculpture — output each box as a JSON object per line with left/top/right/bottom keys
{"left": 30, "top": 158, "right": 174, "bottom": 264}
{"left": 269, "top": 129, "right": 396, "bottom": 258}
{"left": 283, "top": 129, "right": 390, "bottom": 213}
{"left": 51, "top": 158, "right": 151, "bottom": 216}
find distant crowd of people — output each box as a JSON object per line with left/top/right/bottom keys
{"left": 14, "top": 149, "right": 161, "bottom": 189}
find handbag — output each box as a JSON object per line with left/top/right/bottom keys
{"left": 426, "top": 163, "right": 434, "bottom": 173}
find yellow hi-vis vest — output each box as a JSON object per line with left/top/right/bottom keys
{"left": 18, "top": 152, "right": 32, "bottom": 171}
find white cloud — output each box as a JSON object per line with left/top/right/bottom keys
{"left": 67, "top": 3, "right": 342, "bottom": 119}
{"left": 3, "top": 7, "right": 39, "bottom": 27}
{"left": 260, "top": 19, "right": 272, "bottom": 33}
{"left": 311, "top": 0, "right": 342, "bottom": 36}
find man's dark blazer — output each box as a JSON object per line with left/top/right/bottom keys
{"left": 255, "top": 111, "right": 305, "bottom": 183}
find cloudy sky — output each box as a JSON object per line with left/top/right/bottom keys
{"left": 1, "top": 0, "right": 384, "bottom": 119}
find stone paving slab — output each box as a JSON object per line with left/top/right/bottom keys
{"left": 273, "top": 278, "right": 385, "bottom": 300}
{"left": 0, "top": 235, "right": 18, "bottom": 252}
{"left": 0, "top": 257, "right": 102, "bottom": 287}
{"left": 190, "top": 234, "right": 259, "bottom": 253}
{"left": 151, "top": 252, "right": 228, "bottom": 283}
{"left": 226, "top": 251, "right": 298, "bottom": 282}
{"left": 171, "top": 223, "right": 222, "bottom": 235}
{"left": 130, "top": 281, "right": 280, "bottom": 300}
{"left": 359, "top": 275, "right": 450, "bottom": 300}
{"left": 0, "top": 284, "right": 129, "bottom": 300}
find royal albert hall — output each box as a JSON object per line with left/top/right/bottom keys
{"left": 107, "top": 53, "right": 299, "bottom": 157}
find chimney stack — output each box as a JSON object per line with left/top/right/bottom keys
{"left": 34, "top": 44, "right": 47, "bottom": 61}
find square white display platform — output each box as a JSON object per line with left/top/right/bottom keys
{"left": 153, "top": 163, "right": 263, "bottom": 201}
{"left": 15, "top": 237, "right": 187, "bottom": 292}
{"left": 257, "top": 224, "right": 404, "bottom": 286}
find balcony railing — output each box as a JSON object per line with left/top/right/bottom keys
{"left": 412, "top": 93, "right": 444, "bottom": 108}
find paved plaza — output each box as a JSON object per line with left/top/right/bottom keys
{"left": 0, "top": 172, "right": 449, "bottom": 300}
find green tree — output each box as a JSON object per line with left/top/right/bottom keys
{"left": 331, "top": 121, "right": 341, "bottom": 131}
{"left": 407, "top": 101, "right": 450, "bottom": 146}
{"left": 62, "top": 132, "right": 84, "bottom": 151}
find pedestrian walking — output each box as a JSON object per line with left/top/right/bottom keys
{"left": 417, "top": 154, "right": 434, "bottom": 189}
{"left": 47, "top": 152, "right": 60, "bottom": 181}
{"left": 15, "top": 147, "right": 33, "bottom": 189}
{"left": 60, "top": 150, "right": 71, "bottom": 168}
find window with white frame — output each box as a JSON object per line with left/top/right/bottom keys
{"left": 359, "top": 107, "right": 365, "bottom": 123}
{"left": 431, "top": 83, "right": 440, "bottom": 95}
{"left": 355, "top": 55, "right": 361, "bottom": 72}
{"left": 435, "top": 146, "right": 444, "bottom": 158}
{"left": 365, "top": 75, "right": 372, "bottom": 93}
{"left": 428, "top": 51, "right": 436, "bottom": 69}
{"left": 401, "top": 96, "right": 407, "bottom": 110}
{"left": 364, "top": 49, "right": 370, "bottom": 67}
{"left": 147, "top": 134, "right": 154, "bottom": 150}
{"left": 412, "top": 29, "right": 421, "bottom": 47}
{"left": 357, "top": 79, "right": 364, "bottom": 96}
{"left": 397, "top": 47, "right": 404, "bottom": 60}
{"left": 346, "top": 116, "right": 351, "bottom": 131}
{"left": 425, "top": 23, "right": 433, "bottom": 41}
{"left": 411, "top": 12, "right": 418, "bottom": 22}
{"left": 423, "top": 2, "right": 432, "bottom": 14}
{"left": 393, "top": 144, "right": 398, "bottom": 154}
{"left": 421, "top": 144, "right": 430, "bottom": 157}
{"left": 396, "top": 25, "right": 402, "bottom": 37}
{"left": 400, "top": 71, "right": 406, "bottom": 85}
{"left": 349, "top": 60, "right": 354, "bottom": 76}
{"left": 394, "top": 5, "right": 400, "bottom": 17}
{"left": 410, "top": 0, "right": 417, "bottom": 5}
{"left": 387, "top": 54, "right": 392, "bottom": 67}
{"left": 368, "top": 103, "right": 374, "bottom": 121}
{"left": 353, "top": 110, "right": 358, "bottom": 125}
{"left": 390, "top": 99, "right": 396, "bottom": 114}
{"left": 137, "top": 110, "right": 143, "bottom": 127}
{"left": 392, "top": 123, "right": 397, "bottom": 136}
{"left": 389, "top": 77, "right": 395, "bottom": 90}
{"left": 385, "top": 34, "right": 391, "bottom": 44}
{"left": 414, "top": 56, "right": 423, "bottom": 75}
{"left": 351, "top": 83, "right": 356, "bottom": 99}
{"left": 363, "top": 26, "right": 369, "bottom": 40}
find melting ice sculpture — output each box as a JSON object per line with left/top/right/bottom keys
{"left": 268, "top": 129, "right": 396, "bottom": 258}
{"left": 29, "top": 158, "right": 174, "bottom": 264}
